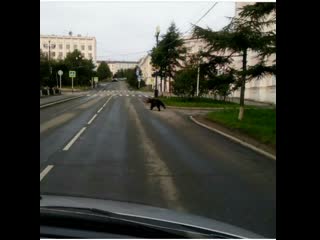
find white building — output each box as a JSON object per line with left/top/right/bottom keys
{"left": 40, "top": 34, "right": 97, "bottom": 62}
{"left": 138, "top": 55, "right": 155, "bottom": 87}
{"left": 96, "top": 60, "right": 137, "bottom": 75}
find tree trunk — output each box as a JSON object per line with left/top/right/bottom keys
{"left": 238, "top": 49, "right": 247, "bottom": 121}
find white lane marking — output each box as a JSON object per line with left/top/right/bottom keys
{"left": 126, "top": 94, "right": 129, "bottom": 97}
{"left": 86, "top": 94, "right": 91, "bottom": 96}
{"left": 119, "top": 94, "right": 122, "bottom": 96}
{"left": 88, "top": 114, "right": 98, "bottom": 125}
{"left": 97, "top": 107, "right": 103, "bottom": 113}
{"left": 131, "top": 95, "right": 135, "bottom": 97}
{"left": 40, "top": 165, "right": 54, "bottom": 182}
{"left": 63, "top": 127, "right": 87, "bottom": 151}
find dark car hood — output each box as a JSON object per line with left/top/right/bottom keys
{"left": 40, "top": 194, "right": 263, "bottom": 238}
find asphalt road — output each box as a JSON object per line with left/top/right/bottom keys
{"left": 40, "top": 81, "right": 276, "bottom": 238}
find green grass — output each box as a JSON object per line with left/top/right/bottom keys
{"left": 206, "top": 108, "right": 276, "bottom": 146}
{"left": 158, "top": 97, "right": 239, "bottom": 108}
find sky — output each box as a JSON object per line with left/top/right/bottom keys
{"left": 40, "top": 1, "right": 236, "bottom": 61}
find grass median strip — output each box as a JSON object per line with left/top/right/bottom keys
{"left": 205, "top": 108, "right": 276, "bottom": 147}
{"left": 159, "top": 97, "right": 238, "bottom": 108}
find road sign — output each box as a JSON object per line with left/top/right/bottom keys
{"left": 69, "top": 71, "right": 76, "bottom": 78}
{"left": 58, "top": 70, "right": 63, "bottom": 76}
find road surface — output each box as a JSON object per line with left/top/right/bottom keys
{"left": 40, "top": 81, "right": 276, "bottom": 237}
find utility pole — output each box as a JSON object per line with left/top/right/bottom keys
{"left": 154, "top": 25, "right": 160, "bottom": 98}
{"left": 196, "top": 60, "right": 200, "bottom": 97}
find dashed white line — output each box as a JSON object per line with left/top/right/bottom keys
{"left": 97, "top": 107, "right": 103, "bottom": 113}
{"left": 88, "top": 114, "right": 98, "bottom": 125}
{"left": 40, "top": 165, "right": 54, "bottom": 182}
{"left": 119, "top": 94, "right": 122, "bottom": 96}
{"left": 126, "top": 94, "right": 129, "bottom": 97}
{"left": 63, "top": 127, "right": 87, "bottom": 151}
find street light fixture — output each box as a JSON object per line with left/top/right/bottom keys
{"left": 154, "top": 25, "right": 160, "bottom": 98}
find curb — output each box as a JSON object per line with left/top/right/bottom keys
{"left": 167, "top": 106, "right": 230, "bottom": 110}
{"left": 166, "top": 106, "right": 274, "bottom": 110}
{"left": 40, "top": 95, "right": 85, "bottom": 109}
{"left": 190, "top": 116, "right": 276, "bottom": 160}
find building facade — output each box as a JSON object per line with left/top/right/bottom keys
{"left": 40, "top": 34, "right": 97, "bottom": 62}
{"left": 96, "top": 60, "right": 137, "bottom": 75}
{"left": 138, "top": 55, "right": 155, "bottom": 87}
{"left": 230, "top": 2, "right": 276, "bottom": 104}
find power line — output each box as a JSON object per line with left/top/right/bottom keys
{"left": 97, "top": 2, "right": 218, "bottom": 59}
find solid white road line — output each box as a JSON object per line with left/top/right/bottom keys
{"left": 97, "top": 107, "right": 103, "bottom": 113}
{"left": 63, "top": 127, "right": 87, "bottom": 151}
{"left": 40, "top": 165, "right": 54, "bottom": 182}
{"left": 88, "top": 114, "right": 98, "bottom": 125}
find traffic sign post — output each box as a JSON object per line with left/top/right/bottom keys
{"left": 58, "top": 70, "right": 63, "bottom": 89}
{"left": 69, "top": 71, "right": 76, "bottom": 93}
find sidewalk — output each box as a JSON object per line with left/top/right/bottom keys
{"left": 40, "top": 91, "right": 86, "bottom": 106}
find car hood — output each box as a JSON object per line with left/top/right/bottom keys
{"left": 40, "top": 194, "right": 263, "bottom": 238}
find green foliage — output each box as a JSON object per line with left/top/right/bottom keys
{"left": 40, "top": 49, "right": 97, "bottom": 88}
{"left": 97, "top": 61, "right": 112, "bottom": 80}
{"left": 172, "top": 67, "right": 207, "bottom": 97}
{"left": 151, "top": 22, "right": 187, "bottom": 91}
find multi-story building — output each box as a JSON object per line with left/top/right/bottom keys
{"left": 96, "top": 60, "right": 138, "bottom": 75}
{"left": 138, "top": 55, "right": 155, "bottom": 87}
{"left": 40, "top": 33, "right": 97, "bottom": 62}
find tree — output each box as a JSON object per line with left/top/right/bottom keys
{"left": 64, "top": 50, "right": 96, "bottom": 86}
{"left": 151, "top": 22, "right": 187, "bottom": 93}
{"left": 172, "top": 67, "right": 207, "bottom": 97}
{"left": 97, "top": 61, "right": 112, "bottom": 81}
{"left": 193, "top": 2, "right": 276, "bottom": 120}
{"left": 40, "top": 49, "right": 49, "bottom": 87}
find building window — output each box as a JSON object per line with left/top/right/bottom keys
{"left": 88, "top": 45, "right": 92, "bottom": 51}
{"left": 81, "top": 45, "right": 85, "bottom": 50}
{"left": 74, "top": 45, "right": 77, "bottom": 50}
{"left": 88, "top": 53, "right": 92, "bottom": 59}
{"left": 58, "top": 52, "right": 63, "bottom": 58}
{"left": 51, "top": 52, "right": 56, "bottom": 57}
{"left": 59, "top": 44, "right": 63, "bottom": 49}
{"left": 66, "top": 44, "right": 70, "bottom": 49}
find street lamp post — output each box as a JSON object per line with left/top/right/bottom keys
{"left": 154, "top": 25, "right": 160, "bottom": 98}
{"left": 44, "top": 40, "right": 55, "bottom": 87}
